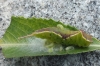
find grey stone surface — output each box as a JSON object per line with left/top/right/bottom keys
{"left": 0, "top": 0, "right": 100, "bottom": 66}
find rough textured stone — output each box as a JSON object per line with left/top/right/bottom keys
{"left": 0, "top": 0, "right": 100, "bottom": 66}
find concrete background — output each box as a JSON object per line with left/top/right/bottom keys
{"left": 0, "top": 0, "right": 100, "bottom": 66}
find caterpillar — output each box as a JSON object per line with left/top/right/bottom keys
{"left": 19, "top": 24, "right": 92, "bottom": 47}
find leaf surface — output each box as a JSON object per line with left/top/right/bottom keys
{"left": 0, "top": 16, "right": 100, "bottom": 58}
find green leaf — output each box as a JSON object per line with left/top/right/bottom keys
{"left": 0, "top": 16, "right": 100, "bottom": 58}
